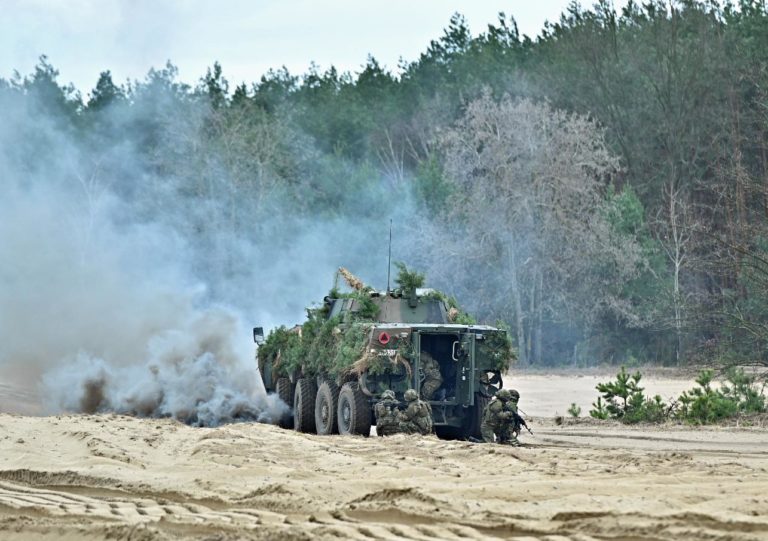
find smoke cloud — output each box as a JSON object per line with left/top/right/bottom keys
{"left": 0, "top": 73, "right": 404, "bottom": 425}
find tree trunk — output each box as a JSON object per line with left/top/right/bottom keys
{"left": 533, "top": 270, "right": 543, "bottom": 364}
{"left": 507, "top": 247, "right": 527, "bottom": 365}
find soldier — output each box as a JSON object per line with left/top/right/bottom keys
{"left": 504, "top": 389, "right": 523, "bottom": 446}
{"left": 398, "top": 388, "right": 433, "bottom": 435}
{"left": 420, "top": 351, "right": 443, "bottom": 400}
{"left": 374, "top": 390, "right": 402, "bottom": 436}
{"left": 481, "top": 389, "right": 517, "bottom": 445}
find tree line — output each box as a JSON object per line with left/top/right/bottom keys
{"left": 4, "top": 0, "right": 768, "bottom": 367}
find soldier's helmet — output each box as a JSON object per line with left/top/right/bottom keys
{"left": 496, "top": 389, "right": 512, "bottom": 401}
{"left": 381, "top": 390, "right": 396, "bottom": 400}
{"left": 509, "top": 389, "right": 520, "bottom": 402}
{"left": 404, "top": 389, "right": 418, "bottom": 402}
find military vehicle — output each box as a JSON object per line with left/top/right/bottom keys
{"left": 253, "top": 266, "right": 514, "bottom": 439}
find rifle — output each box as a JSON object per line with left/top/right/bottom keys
{"left": 513, "top": 411, "right": 533, "bottom": 436}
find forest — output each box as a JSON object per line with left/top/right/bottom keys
{"left": 3, "top": 0, "right": 768, "bottom": 368}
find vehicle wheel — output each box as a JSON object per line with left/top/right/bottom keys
{"left": 337, "top": 382, "right": 372, "bottom": 436}
{"left": 434, "top": 426, "right": 463, "bottom": 440}
{"left": 276, "top": 377, "right": 294, "bottom": 429}
{"left": 315, "top": 381, "right": 339, "bottom": 435}
{"left": 293, "top": 378, "right": 317, "bottom": 433}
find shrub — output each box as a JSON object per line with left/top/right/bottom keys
{"left": 590, "top": 367, "right": 671, "bottom": 423}
{"left": 590, "top": 366, "right": 766, "bottom": 425}
{"left": 676, "top": 368, "right": 765, "bottom": 424}
{"left": 589, "top": 396, "right": 609, "bottom": 420}
{"left": 567, "top": 402, "right": 581, "bottom": 418}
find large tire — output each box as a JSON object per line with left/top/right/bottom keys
{"left": 294, "top": 378, "right": 317, "bottom": 433}
{"left": 315, "top": 381, "right": 339, "bottom": 435}
{"left": 337, "top": 382, "right": 372, "bottom": 436}
{"left": 276, "top": 377, "right": 294, "bottom": 429}
{"left": 435, "top": 426, "right": 463, "bottom": 440}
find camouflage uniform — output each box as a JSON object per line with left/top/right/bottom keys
{"left": 480, "top": 389, "right": 520, "bottom": 444}
{"left": 374, "top": 390, "right": 402, "bottom": 436}
{"left": 420, "top": 351, "right": 443, "bottom": 400}
{"left": 398, "top": 389, "right": 433, "bottom": 435}
{"left": 504, "top": 391, "right": 521, "bottom": 446}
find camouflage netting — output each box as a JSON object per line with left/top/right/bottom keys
{"left": 259, "top": 309, "right": 415, "bottom": 379}
{"left": 258, "top": 266, "right": 515, "bottom": 378}
{"left": 350, "top": 333, "right": 414, "bottom": 377}
{"left": 479, "top": 329, "right": 515, "bottom": 370}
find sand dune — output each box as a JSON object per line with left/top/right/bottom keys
{"left": 0, "top": 406, "right": 766, "bottom": 540}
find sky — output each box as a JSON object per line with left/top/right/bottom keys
{"left": 0, "top": 0, "right": 628, "bottom": 96}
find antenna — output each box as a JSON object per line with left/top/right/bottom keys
{"left": 386, "top": 219, "right": 392, "bottom": 293}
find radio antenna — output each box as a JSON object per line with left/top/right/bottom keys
{"left": 386, "top": 219, "right": 392, "bottom": 293}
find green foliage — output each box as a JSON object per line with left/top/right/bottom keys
{"left": 260, "top": 311, "right": 373, "bottom": 378}
{"left": 589, "top": 367, "right": 766, "bottom": 425}
{"left": 589, "top": 396, "right": 609, "bottom": 420}
{"left": 478, "top": 329, "right": 515, "bottom": 371}
{"left": 590, "top": 367, "right": 669, "bottom": 423}
{"left": 86, "top": 70, "right": 124, "bottom": 111}
{"left": 676, "top": 368, "right": 766, "bottom": 424}
{"left": 593, "top": 367, "right": 644, "bottom": 419}
{"left": 567, "top": 402, "right": 581, "bottom": 418}
{"left": 319, "top": 321, "right": 372, "bottom": 375}
{"left": 423, "top": 289, "right": 477, "bottom": 325}
{"left": 394, "top": 262, "right": 425, "bottom": 293}
{"left": 447, "top": 296, "right": 476, "bottom": 325}
{"left": 258, "top": 265, "right": 508, "bottom": 378}
{"left": 413, "top": 155, "right": 453, "bottom": 213}
{"left": 605, "top": 185, "right": 645, "bottom": 237}
{"left": 353, "top": 295, "right": 380, "bottom": 320}
{"left": 720, "top": 367, "right": 767, "bottom": 414}
{"left": 677, "top": 370, "right": 737, "bottom": 424}
{"left": 257, "top": 326, "right": 300, "bottom": 368}
{"left": 330, "top": 288, "right": 380, "bottom": 320}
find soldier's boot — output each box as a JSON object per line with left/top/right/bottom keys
{"left": 504, "top": 432, "right": 520, "bottom": 446}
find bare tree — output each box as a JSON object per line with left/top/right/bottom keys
{"left": 654, "top": 181, "right": 694, "bottom": 365}
{"left": 431, "top": 92, "right": 643, "bottom": 364}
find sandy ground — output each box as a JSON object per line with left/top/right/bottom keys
{"left": 0, "top": 375, "right": 767, "bottom": 540}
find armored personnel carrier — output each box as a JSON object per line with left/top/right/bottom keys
{"left": 253, "top": 266, "right": 514, "bottom": 439}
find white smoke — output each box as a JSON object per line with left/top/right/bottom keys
{"left": 0, "top": 70, "right": 403, "bottom": 425}
{"left": 0, "top": 172, "right": 288, "bottom": 424}
{"left": 41, "top": 311, "right": 289, "bottom": 426}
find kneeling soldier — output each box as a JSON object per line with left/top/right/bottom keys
{"left": 481, "top": 389, "right": 516, "bottom": 444}
{"left": 374, "top": 389, "right": 402, "bottom": 436}
{"left": 398, "top": 388, "right": 433, "bottom": 435}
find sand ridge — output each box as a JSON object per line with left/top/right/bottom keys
{"left": 0, "top": 410, "right": 766, "bottom": 540}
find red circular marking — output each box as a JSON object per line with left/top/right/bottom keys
{"left": 379, "top": 331, "right": 390, "bottom": 345}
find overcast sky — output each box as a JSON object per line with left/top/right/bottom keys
{"left": 1, "top": 1, "right": 627, "bottom": 95}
